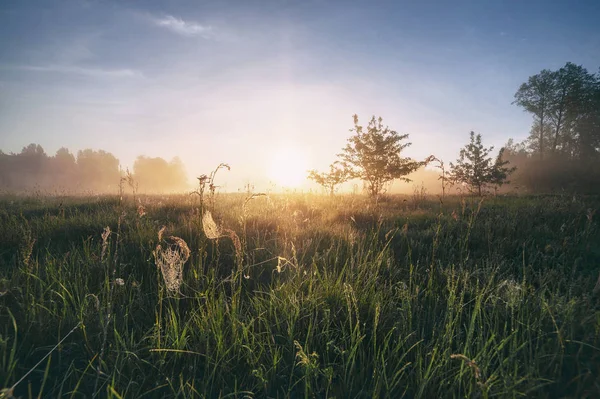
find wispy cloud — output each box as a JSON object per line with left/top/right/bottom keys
{"left": 152, "top": 15, "right": 213, "bottom": 38}
{"left": 6, "top": 64, "right": 143, "bottom": 78}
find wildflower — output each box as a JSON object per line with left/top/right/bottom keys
{"left": 114, "top": 278, "right": 125, "bottom": 286}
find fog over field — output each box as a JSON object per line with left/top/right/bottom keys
{"left": 1, "top": 1, "right": 599, "bottom": 398}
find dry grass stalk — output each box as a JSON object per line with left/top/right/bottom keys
{"left": 593, "top": 272, "right": 600, "bottom": 295}
{"left": 202, "top": 210, "right": 243, "bottom": 264}
{"left": 587, "top": 208, "right": 595, "bottom": 222}
{"left": 20, "top": 237, "right": 36, "bottom": 272}
{"left": 101, "top": 226, "right": 111, "bottom": 262}
{"left": 223, "top": 228, "right": 242, "bottom": 261}
{"left": 158, "top": 226, "right": 166, "bottom": 242}
{"left": 451, "top": 354, "right": 483, "bottom": 382}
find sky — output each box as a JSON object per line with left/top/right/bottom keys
{"left": 1, "top": 0, "right": 599, "bottom": 191}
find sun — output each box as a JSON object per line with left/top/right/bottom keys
{"left": 268, "top": 146, "right": 309, "bottom": 188}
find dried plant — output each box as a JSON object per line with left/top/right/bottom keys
{"left": 137, "top": 204, "right": 146, "bottom": 217}
{"left": 158, "top": 226, "right": 166, "bottom": 241}
{"left": 451, "top": 354, "right": 484, "bottom": 385}
{"left": 192, "top": 163, "right": 230, "bottom": 212}
{"left": 101, "top": 226, "right": 111, "bottom": 262}
{"left": 223, "top": 228, "right": 242, "bottom": 260}
{"left": 125, "top": 168, "right": 138, "bottom": 204}
{"left": 20, "top": 230, "right": 36, "bottom": 272}
{"left": 587, "top": 208, "right": 595, "bottom": 222}
{"left": 202, "top": 210, "right": 221, "bottom": 239}
{"left": 242, "top": 192, "right": 269, "bottom": 214}
{"left": 594, "top": 272, "right": 600, "bottom": 295}
{"left": 153, "top": 229, "right": 191, "bottom": 294}
{"left": 451, "top": 209, "right": 459, "bottom": 221}
{"left": 401, "top": 223, "right": 409, "bottom": 236}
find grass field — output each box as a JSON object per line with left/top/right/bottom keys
{"left": 0, "top": 192, "right": 599, "bottom": 398}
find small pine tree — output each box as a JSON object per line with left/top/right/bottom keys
{"left": 307, "top": 161, "right": 350, "bottom": 196}
{"left": 489, "top": 148, "right": 516, "bottom": 195}
{"left": 450, "top": 132, "right": 516, "bottom": 196}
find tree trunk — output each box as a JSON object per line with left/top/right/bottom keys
{"left": 552, "top": 109, "right": 563, "bottom": 154}
{"left": 540, "top": 114, "right": 545, "bottom": 160}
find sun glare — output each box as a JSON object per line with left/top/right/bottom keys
{"left": 268, "top": 147, "right": 309, "bottom": 188}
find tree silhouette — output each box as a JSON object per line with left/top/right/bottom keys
{"left": 515, "top": 63, "right": 600, "bottom": 161}
{"left": 133, "top": 156, "right": 188, "bottom": 192}
{"left": 307, "top": 161, "right": 351, "bottom": 196}
{"left": 489, "top": 148, "right": 516, "bottom": 195}
{"left": 450, "top": 132, "right": 515, "bottom": 196}
{"left": 339, "top": 114, "right": 422, "bottom": 197}
{"left": 76, "top": 149, "right": 120, "bottom": 192}
{"left": 510, "top": 62, "right": 600, "bottom": 193}
{"left": 514, "top": 69, "right": 555, "bottom": 160}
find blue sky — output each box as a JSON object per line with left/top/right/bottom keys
{"left": 1, "top": 0, "right": 599, "bottom": 190}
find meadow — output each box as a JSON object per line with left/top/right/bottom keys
{"left": 0, "top": 191, "right": 599, "bottom": 398}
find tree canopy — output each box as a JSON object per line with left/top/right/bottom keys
{"left": 450, "top": 132, "right": 515, "bottom": 196}
{"left": 307, "top": 162, "right": 351, "bottom": 196}
{"left": 0, "top": 145, "right": 189, "bottom": 193}
{"left": 338, "top": 115, "right": 424, "bottom": 197}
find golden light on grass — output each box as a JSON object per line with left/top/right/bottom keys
{"left": 268, "top": 146, "right": 309, "bottom": 188}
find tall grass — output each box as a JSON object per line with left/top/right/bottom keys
{"left": 0, "top": 193, "right": 599, "bottom": 397}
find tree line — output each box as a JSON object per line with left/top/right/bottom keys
{"left": 308, "top": 117, "right": 514, "bottom": 197}
{"left": 309, "top": 62, "right": 600, "bottom": 196}
{"left": 0, "top": 145, "right": 188, "bottom": 193}
{"left": 506, "top": 62, "right": 600, "bottom": 193}
{"left": 1, "top": 62, "right": 598, "bottom": 195}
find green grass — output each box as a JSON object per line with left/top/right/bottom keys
{"left": 0, "top": 192, "right": 599, "bottom": 398}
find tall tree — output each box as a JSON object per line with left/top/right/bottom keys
{"left": 77, "top": 149, "right": 120, "bottom": 191}
{"left": 515, "top": 63, "right": 600, "bottom": 161}
{"left": 489, "top": 148, "right": 516, "bottom": 195}
{"left": 339, "top": 114, "right": 422, "bottom": 197}
{"left": 133, "top": 156, "right": 188, "bottom": 192}
{"left": 450, "top": 132, "right": 515, "bottom": 196}
{"left": 514, "top": 69, "right": 556, "bottom": 159}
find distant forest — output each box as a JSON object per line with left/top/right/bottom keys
{"left": 1, "top": 62, "right": 599, "bottom": 195}
{"left": 0, "top": 145, "right": 188, "bottom": 193}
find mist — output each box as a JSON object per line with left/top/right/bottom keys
{"left": 0, "top": 144, "right": 190, "bottom": 194}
